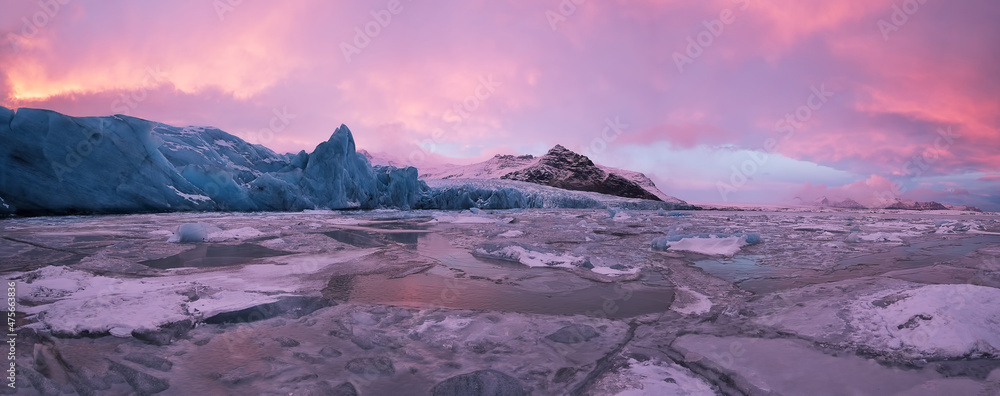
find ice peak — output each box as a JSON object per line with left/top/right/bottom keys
{"left": 326, "top": 124, "right": 357, "bottom": 153}
{"left": 330, "top": 124, "right": 353, "bottom": 140}
{"left": 546, "top": 144, "right": 574, "bottom": 156}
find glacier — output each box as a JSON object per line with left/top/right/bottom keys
{"left": 424, "top": 179, "right": 691, "bottom": 210}
{"left": 0, "top": 195, "right": 13, "bottom": 215}
{"left": 0, "top": 107, "right": 689, "bottom": 216}
{"left": 0, "top": 106, "right": 431, "bottom": 214}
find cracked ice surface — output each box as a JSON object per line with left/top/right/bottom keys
{"left": 2, "top": 208, "right": 1000, "bottom": 395}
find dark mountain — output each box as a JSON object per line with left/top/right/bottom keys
{"left": 499, "top": 145, "right": 663, "bottom": 201}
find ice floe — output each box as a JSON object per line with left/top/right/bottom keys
{"left": 849, "top": 284, "right": 1000, "bottom": 359}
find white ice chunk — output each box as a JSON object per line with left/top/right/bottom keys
{"left": 667, "top": 236, "right": 747, "bottom": 257}
{"left": 670, "top": 287, "right": 712, "bottom": 315}
{"left": 474, "top": 243, "right": 585, "bottom": 268}
{"left": 591, "top": 266, "right": 640, "bottom": 276}
{"left": 186, "top": 290, "right": 281, "bottom": 319}
{"left": 849, "top": 284, "right": 1000, "bottom": 359}
{"left": 168, "top": 222, "right": 220, "bottom": 243}
{"left": 611, "top": 358, "right": 715, "bottom": 396}
{"left": 498, "top": 230, "right": 523, "bottom": 238}
{"left": 432, "top": 213, "right": 497, "bottom": 224}
{"left": 207, "top": 226, "right": 264, "bottom": 242}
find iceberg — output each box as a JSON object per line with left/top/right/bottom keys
{"left": 0, "top": 107, "right": 429, "bottom": 215}
{"left": 168, "top": 223, "right": 218, "bottom": 243}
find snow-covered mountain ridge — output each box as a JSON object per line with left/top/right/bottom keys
{"left": 803, "top": 196, "right": 982, "bottom": 212}
{"left": 410, "top": 145, "right": 685, "bottom": 204}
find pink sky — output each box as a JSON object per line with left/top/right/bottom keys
{"left": 2, "top": 0, "right": 999, "bottom": 209}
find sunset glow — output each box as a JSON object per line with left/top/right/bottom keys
{"left": 2, "top": 0, "right": 998, "bottom": 209}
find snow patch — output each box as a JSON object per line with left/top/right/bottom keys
{"left": 652, "top": 235, "right": 749, "bottom": 257}
{"left": 498, "top": 230, "right": 524, "bottom": 238}
{"left": 608, "top": 358, "right": 715, "bottom": 396}
{"left": 207, "top": 226, "right": 265, "bottom": 242}
{"left": 13, "top": 267, "right": 189, "bottom": 336}
{"left": 849, "top": 284, "right": 1000, "bottom": 359}
{"left": 432, "top": 213, "right": 497, "bottom": 224}
{"left": 671, "top": 287, "right": 712, "bottom": 315}
{"left": 590, "top": 266, "right": 640, "bottom": 276}
{"left": 413, "top": 315, "right": 473, "bottom": 334}
{"left": 166, "top": 185, "right": 212, "bottom": 203}
{"left": 473, "top": 243, "right": 587, "bottom": 268}
{"left": 845, "top": 231, "right": 916, "bottom": 243}
{"left": 7, "top": 248, "right": 375, "bottom": 337}
{"left": 186, "top": 290, "right": 281, "bottom": 319}
{"left": 793, "top": 224, "right": 846, "bottom": 233}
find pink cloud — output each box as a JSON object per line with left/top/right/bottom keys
{"left": 794, "top": 175, "right": 903, "bottom": 207}
{"left": 1, "top": 1, "right": 997, "bottom": 207}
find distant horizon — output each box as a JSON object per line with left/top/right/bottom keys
{"left": 3, "top": 103, "right": 998, "bottom": 212}
{"left": 2, "top": 1, "right": 998, "bottom": 211}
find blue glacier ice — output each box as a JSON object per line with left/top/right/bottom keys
{"left": 0, "top": 106, "right": 429, "bottom": 214}
{"left": 0, "top": 106, "right": 690, "bottom": 215}
{"left": 421, "top": 179, "right": 688, "bottom": 210}
{"left": 0, "top": 107, "right": 217, "bottom": 214}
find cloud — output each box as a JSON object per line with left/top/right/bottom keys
{"left": 1, "top": 0, "right": 997, "bottom": 206}
{"left": 793, "top": 175, "right": 903, "bottom": 207}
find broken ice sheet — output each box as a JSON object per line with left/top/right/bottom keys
{"left": 3, "top": 208, "right": 1000, "bottom": 394}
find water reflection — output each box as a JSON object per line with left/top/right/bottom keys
{"left": 322, "top": 227, "right": 427, "bottom": 248}
{"left": 139, "top": 244, "right": 293, "bottom": 269}
{"left": 708, "top": 235, "right": 1000, "bottom": 294}
{"left": 342, "top": 272, "right": 673, "bottom": 319}
{"left": 325, "top": 230, "right": 675, "bottom": 319}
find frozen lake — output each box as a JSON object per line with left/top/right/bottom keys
{"left": 2, "top": 208, "right": 1000, "bottom": 395}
